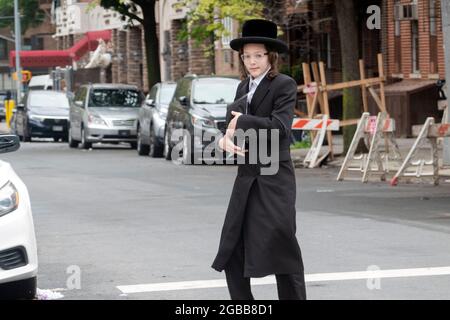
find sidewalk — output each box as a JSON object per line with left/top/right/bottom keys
{"left": 290, "top": 135, "right": 417, "bottom": 168}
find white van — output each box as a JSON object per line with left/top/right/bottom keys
{"left": 28, "top": 75, "right": 52, "bottom": 91}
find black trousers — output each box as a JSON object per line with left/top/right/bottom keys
{"left": 224, "top": 235, "right": 307, "bottom": 300}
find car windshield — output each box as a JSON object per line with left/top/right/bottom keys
{"left": 28, "top": 92, "right": 69, "bottom": 108}
{"left": 192, "top": 78, "right": 239, "bottom": 104}
{"left": 160, "top": 85, "right": 176, "bottom": 104}
{"left": 89, "top": 88, "right": 141, "bottom": 108}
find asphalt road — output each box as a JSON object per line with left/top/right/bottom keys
{"left": 2, "top": 139, "right": 450, "bottom": 300}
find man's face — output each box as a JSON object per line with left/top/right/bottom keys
{"left": 242, "top": 43, "right": 270, "bottom": 79}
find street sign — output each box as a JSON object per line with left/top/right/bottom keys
{"left": 12, "top": 70, "right": 32, "bottom": 82}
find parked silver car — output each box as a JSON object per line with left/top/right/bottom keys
{"left": 137, "top": 82, "right": 176, "bottom": 157}
{"left": 68, "top": 84, "right": 144, "bottom": 149}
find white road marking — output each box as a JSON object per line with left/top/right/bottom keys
{"left": 117, "top": 265, "right": 450, "bottom": 294}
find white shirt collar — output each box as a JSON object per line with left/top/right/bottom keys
{"left": 249, "top": 66, "right": 271, "bottom": 88}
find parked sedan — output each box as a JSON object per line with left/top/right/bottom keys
{"left": 164, "top": 75, "right": 240, "bottom": 164}
{"left": 12, "top": 90, "right": 70, "bottom": 142}
{"left": 0, "top": 135, "right": 38, "bottom": 299}
{"left": 68, "top": 84, "right": 144, "bottom": 149}
{"left": 137, "top": 82, "right": 176, "bottom": 157}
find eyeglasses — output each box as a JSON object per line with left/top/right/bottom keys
{"left": 240, "top": 52, "right": 269, "bottom": 62}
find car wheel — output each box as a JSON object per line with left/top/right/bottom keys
{"left": 23, "top": 129, "right": 31, "bottom": 142}
{"left": 182, "top": 130, "right": 194, "bottom": 165}
{"left": 163, "top": 128, "right": 172, "bottom": 161}
{"left": 0, "top": 276, "right": 37, "bottom": 300}
{"left": 68, "top": 125, "right": 79, "bottom": 148}
{"left": 80, "top": 127, "right": 92, "bottom": 149}
{"left": 149, "top": 125, "right": 163, "bottom": 158}
{"left": 137, "top": 126, "right": 150, "bottom": 156}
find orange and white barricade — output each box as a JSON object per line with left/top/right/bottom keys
{"left": 292, "top": 115, "right": 340, "bottom": 168}
{"left": 337, "top": 112, "right": 402, "bottom": 182}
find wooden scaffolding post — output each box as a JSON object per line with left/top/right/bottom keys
{"left": 377, "top": 53, "right": 387, "bottom": 113}
{"left": 302, "top": 63, "right": 314, "bottom": 116}
{"left": 319, "top": 62, "right": 334, "bottom": 160}
{"left": 311, "top": 62, "right": 326, "bottom": 115}
{"left": 359, "top": 59, "right": 369, "bottom": 113}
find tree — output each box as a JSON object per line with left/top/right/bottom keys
{"left": 0, "top": 0, "right": 45, "bottom": 33}
{"left": 334, "top": 0, "right": 363, "bottom": 153}
{"left": 175, "top": 0, "right": 265, "bottom": 59}
{"left": 95, "top": 0, "right": 160, "bottom": 89}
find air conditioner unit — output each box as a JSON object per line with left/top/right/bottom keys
{"left": 394, "top": 3, "right": 418, "bottom": 20}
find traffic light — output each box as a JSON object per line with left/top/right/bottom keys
{"left": 12, "top": 70, "right": 32, "bottom": 82}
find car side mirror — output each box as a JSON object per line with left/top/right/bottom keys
{"left": 179, "top": 96, "right": 188, "bottom": 106}
{"left": 146, "top": 99, "right": 155, "bottom": 107}
{"left": 0, "top": 135, "right": 20, "bottom": 154}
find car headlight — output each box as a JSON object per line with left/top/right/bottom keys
{"left": 88, "top": 114, "right": 107, "bottom": 126}
{"left": 0, "top": 182, "right": 19, "bottom": 218}
{"left": 29, "top": 114, "right": 44, "bottom": 121}
{"left": 191, "top": 114, "right": 215, "bottom": 128}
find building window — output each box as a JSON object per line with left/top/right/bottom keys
{"left": 411, "top": 20, "right": 419, "bottom": 73}
{"left": 429, "top": 0, "right": 437, "bottom": 36}
{"left": 393, "top": 0, "right": 401, "bottom": 73}
{"left": 0, "top": 39, "right": 7, "bottom": 60}
{"left": 318, "top": 33, "right": 331, "bottom": 69}
{"left": 429, "top": 0, "right": 438, "bottom": 73}
{"left": 221, "top": 17, "right": 233, "bottom": 48}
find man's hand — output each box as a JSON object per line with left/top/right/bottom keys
{"left": 226, "top": 111, "right": 243, "bottom": 138}
{"left": 218, "top": 136, "right": 246, "bottom": 157}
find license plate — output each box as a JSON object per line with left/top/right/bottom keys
{"left": 53, "top": 126, "right": 63, "bottom": 132}
{"left": 118, "top": 130, "right": 130, "bottom": 136}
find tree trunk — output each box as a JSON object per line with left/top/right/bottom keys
{"left": 334, "top": 0, "right": 362, "bottom": 153}
{"left": 141, "top": 3, "right": 161, "bottom": 89}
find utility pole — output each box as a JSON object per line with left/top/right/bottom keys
{"left": 442, "top": 0, "right": 450, "bottom": 165}
{"left": 14, "top": 0, "right": 23, "bottom": 102}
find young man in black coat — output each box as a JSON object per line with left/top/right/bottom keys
{"left": 212, "top": 19, "right": 307, "bottom": 300}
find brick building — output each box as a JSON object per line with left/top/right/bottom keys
{"left": 386, "top": 0, "right": 444, "bottom": 80}
{"left": 0, "top": 0, "right": 57, "bottom": 90}
{"left": 157, "top": 0, "right": 240, "bottom": 82}
{"left": 278, "top": 0, "right": 444, "bottom": 82}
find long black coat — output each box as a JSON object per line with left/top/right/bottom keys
{"left": 212, "top": 73, "right": 304, "bottom": 278}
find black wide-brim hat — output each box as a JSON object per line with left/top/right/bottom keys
{"left": 230, "top": 19, "right": 288, "bottom": 53}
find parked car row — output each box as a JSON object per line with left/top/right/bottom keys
{"left": 10, "top": 74, "right": 241, "bottom": 165}
{"left": 138, "top": 75, "right": 240, "bottom": 164}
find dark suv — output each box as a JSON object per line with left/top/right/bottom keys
{"left": 163, "top": 75, "right": 240, "bottom": 164}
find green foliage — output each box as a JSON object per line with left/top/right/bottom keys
{"left": 174, "top": 0, "right": 265, "bottom": 56}
{"left": 290, "top": 139, "right": 311, "bottom": 150}
{"left": 290, "top": 132, "right": 311, "bottom": 149}
{"left": 97, "top": 0, "right": 145, "bottom": 24}
{"left": 290, "top": 64, "right": 302, "bottom": 83}
{"left": 279, "top": 64, "right": 303, "bottom": 84}
{"left": 0, "top": 0, "right": 45, "bottom": 33}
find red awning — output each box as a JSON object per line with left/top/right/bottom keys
{"left": 10, "top": 30, "right": 112, "bottom": 68}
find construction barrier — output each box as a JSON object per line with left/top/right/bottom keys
{"left": 337, "top": 112, "right": 402, "bottom": 182}
{"left": 292, "top": 115, "right": 340, "bottom": 168}
{"left": 390, "top": 117, "right": 450, "bottom": 186}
